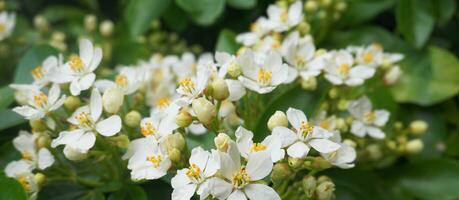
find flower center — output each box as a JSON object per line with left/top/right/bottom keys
{"left": 69, "top": 55, "right": 84, "bottom": 72}
{"left": 141, "top": 122, "right": 156, "bottom": 136}
{"left": 186, "top": 163, "right": 201, "bottom": 179}
{"left": 76, "top": 112, "right": 92, "bottom": 127}
{"left": 18, "top": 176, "right": 31, "bottom": 191}
{"left": 232, "top": 168, "right": 250, "bottom": 188}
{"left": 33, "top": 92, "right": 48, "bottom": 108}
{"left": 155, "top": 97, "right": 170, "bottom": 108}
{"left": 363, "top": 53, "right": 374, "bottom": 64}
{"left": 22, "top": 151, "right": 33, "bottom": 161}
{"left": 146, "top": 155, "right": 162, "bottom": 168}
{"left": 152, "top": 68, "right": 164, "bottom": 81}
{"left": 280, "top": 10, "right": 288, "bottom": 23}
{"left": 250, "top": 143, "right": 267, "bottom": 152}
{"left": 338, "top": 64, "right": 350, "bottom": 75}
{"left": 115, "top": 75, "right": 128, "bottom": 87}
{"left": 257, "top": 68, "right": 272, "bottom": 85}
{"left": 179, "top": 78, "right": 196, "bottom": 94}
{"left": 0, "top": 23, "right": 5, "bottom": 33}
{"left": 364, "top": 111, "right": 376, "bottom": 123}
{"left": 319, "top": 121, "right": 330, "bottom": 130}
{"left": 31, "top": 65, "right": 44, "bottom": 79}
{"left": 300, "top": 121, "right": 313, "bottom": 137}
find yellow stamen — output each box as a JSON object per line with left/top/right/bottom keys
{"left": 33, "top": 92, "right": 48, "bottom": 108}
{"left": 115, "top": 75, "right": 128, "bottom": 87}
{"left": 338, "top": 64, "right": 350, "bottom": 75}
{"left": 146, "top": 155, "right": 162, "bottom": 168}
{"left": 250, "top": 143, "right": 267, "bottom": 152}
{"left": 364, "top": 111, "right": 376, "bottom": 123}
{"left": 250, "top": 22, "right": 258, "bottom": 32}
{"left": 22, "top": 151, "right": 33, "bottom": 161}
{"left": 141, "top": 122, "right": 156, "bottom": 136}
{"left": 69, "top": 55, "right": 84, "bottom": 71}
{"left": 18, "top": 176, "right": 31, "bottom": 191}
{"left": 257, "top": 68, "right": 272, "bottom": 85}
{"left": 362, "top": 53, "right": 374, "bottom": 64}
{"left": 31, "top": 66, "right": 44, "bottom": 79}
{"left": 76, "top": 112, "right": 91, "bottom": 127}
{"left": 280, "top": 10, "right": 288, "bottom": 22}
{"left": 179, "top": 78, "right": 196, "bottom": 94}
{"left": 155, "top": 97, "right": 170, "bottom": 108}
{"left": 300, "top": 121, "right": 313, "bottom": 137}
{"left": 186, "top": 163, "right": 201, "bottom": 179}
{"left": 232, "top": 168, "right": 250, "bottom": 188}
{"left": 320, "top": 121, "right": 330, "bottom": 130}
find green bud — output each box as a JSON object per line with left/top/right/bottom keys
{"left": 166, "top": 133, "right": 186, "bottom": 151}
{"left": 297, "top": 22, "right": 310, "bottom": 35}
{"left": 125, "top": 111, "right": 141, "bottom": 128}
{"left": 110, "top": 135, "right": 130, "bottom": 149}
{"left": 84, "top": 14, "right": 97, "bottom": 32}
{"left": 168, "top": 148, "right": 182, "bottom": 164}
{"left": 366, "top": 144, "right": 382, "bottom": 160}
{"left": 99, "top": 20, "right": 114, "bottom": 37}
{"left": 64, "top": 96, "right": 81, "bottom": 111}
{"left": 312, "top": 157, "right": 332, "bottom": 170}
{"left": 227, "top": 62, "right": 242, "bottom": 78}
{"left": 302, "top": 175, "right": 317, "bottom": 198}
{"left": 36, "top": 134, "right": 50, "bottom": 149}
{"left": 272, "top": 163, "right": 293, "bottom": 184}
{"left": 315, "top": 181, "right": 335, "bottom": 200}
{"left": 405, "top": 139, "right": 423, "bottom": 154}
{"left": 305, "top": 1, "right": 318, "bottom": 12}
{"left": 102, "top": 87, "right": 124, "bottom": 114}
{"left": 34, "top": 173, "right": 46, "bottom": 186}
{"left": 30, "top": 120, "right": 47, "bottom": 132}
{"left": 337, "top": 99, "right": 348, "bottom": 111}
{"left": 33, "top": 15, "right": 49, "bottom": 33}
{"left": 267, "top": 111, "right": 288, "bottom": 131}
{"left": 211, "top": 79, "right": 229, "bottom": 100}
{"left": 409, "top": 120, "right": 428, "bottom": 135}
{"left": 192, "top": 97, "right": 216, "bottom": 125}
{"left": 288, "top": 157, "right": 303, "bottom": 169}
{"left": 328, "top": 88, "right": 338, "bottom": 99}
{"left": 300, "top": 76, "right": 317, "bottom": 90}
{"left": 176, "top": 109, "right": 193, "bottom": 128}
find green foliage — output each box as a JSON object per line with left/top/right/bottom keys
{"left": 226, "top": 0, "right": 257, "bottom": 9}
{"left": 124, "top": 0, "right": 171, "bottom": 37}
{"left": 0, "top": 173, "right": 27, "bottom": 200}
{"left": 14, "top": 45, "right": 58, "bottom": 84}
{"left": 176, "top": 0, "right": 225, "bottom": 26}
{"left": 216, "top": 29, "right": 240, "bottom": 54}
{"left": 396, "top": 0, "right": 435, "bottom": 49}
{"left": 341, "top": 0, "right": 395, "bottom": 26}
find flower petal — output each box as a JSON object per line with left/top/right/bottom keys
{"left": 90, "top": 88, "right": 102, "bottom": 121}
{"left": 228, "top": 190, "right": 247, "bottom": 200}
{"left": 245, "top": 184, "right": 281, "bottom": 200}
{"left": 286, "top": 107, "right": 307, "bottom": 130}
{"left": 171, "top": 183, "right": 197, "bottom": 200}
{"left": 95, "top": 115, "right": 121, "bottom": 137}
{"left": 246, "top": 151, "right": 272, "bottom": 181}
{"left": 271, "top": 126, "right": 298, "bottom": 147}
{"left": 286, "top": 141, "right": 310, "bottom": 158}
{"left": 38, "top": 148, "right": 55, "bottom": 170}
{"left": 309, "top": 139, "right": 341, "bottom": 153}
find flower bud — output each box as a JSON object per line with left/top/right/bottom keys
{"left": 30, "top": 119, "right": 47, "bottom": 132}
{"left": 315, "top": 181, "right": 335, "bottom": 200}
{"left": 214, "top": 133, "right": 231, "bottom": 152}
{"left": 192, "top": 97, "right": 216, "bottom": 125}
{"left": 302, "top": 175, "right": 317, "bottom": 198}
{"left": 51, "top": 31, "right": 66, "bottom": 43}
{"left": 99, "top": 20, "right": 114, "bottom": 37}
{"left": 84, "top": 14, "right": 97, "bottom": 32}
{"left": 298, "top": 22, "right": 311, "bottom": 35}
{"left": 33, "top": 15, "right": 49, "bottom": 33}
{"left": 102, "top": 87, "right": 124, "bottom": 114}
{"left": 34, "top": 173, "right": 46, "bottom": 186}
{"left": 226, "top": 113, "right": 243, "bottom": 127}
{"left": 405, "top": 139, "right": 423, "bottom": 154}
{"left": 305, "top": 1, "right": 318, "bottom": 12}
{"left": 267, "top": 111, "right": 288, "bottom": 131}
{"left": 394, "top": 121, "right": 403, "bottom": 131}
{"left": 125, "top": 111, "right": 141, "bottom": 128}
{"left": 227, "top": 62, "right": 241, "bottom": 78}
{"left": 337, "top": 99, "right": 348, "bottom": 111}
{"left": 386, "top": 140, "right": 397, "bottom": 151}
{"left": 168, "top": 148, "right": 182, "bottom": 163}
{"left": 300, "top": 76, "right": 317, "bottom": 90}
{"left": 36, "top": 135, "right": 50, "bottom": 149}
{"left": 64, "top": 96, "right": 81, "bottom": 111}
{"left": 166, "top": 133, "right": 185, "bottom": 151}
{"left": 312, "top": 156, "right": 332, "bottom": 170}
{"left": 335, "top": 118, "right": 347, "bottom": 132}
{"left": 110, "top": 135, "right": 130, "bottom": 149}
{"left": 343, "top": 139, "right": 356, "bottom": 148}
{"left": 335, "top": 1, "right": 347, "bottom": 11}
{"left": 384, "top": 66, "right": 402, "bottom": 85}
{"left": 271, "top": 163, "right": 293, "bottom": 184}
{"left": 288, "top": 157, "right": 303, "bottom": 169}
{"left": 211, "top": 79, "right": 229, "bottom": 100}
{"left": 176, "top": 109, "right": 193, "bottom": 128}
{"left": 366, "top": 144, "right": 382, "bottom": 160}
{"left": 64, "top": 147, "right": 87, "bottom": 161}
{"left": 409, "top": 120, "right": 428, "bottom": 135}
{"left": 328, "top": 88, "right": 338, "bottom": 99}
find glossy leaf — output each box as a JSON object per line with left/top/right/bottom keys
{"left": 396, "top": 0, "right": 435, "bottom": 49}
{"left": 227, "top": 0, "right": 257, "bottom": 9}
{"left": 176, "top": 0, "right": 225, "bottom": 26}
{"left": 14, "top": 45, "right": 58, "bottom": 84}
{"left": 215, "top": 29, "right": 240, "bottom": 54}
{"left": 0, "top": 174, "right": 27, "bottom": 200}
{"left": 430, "top": 0, "right": 456, "bottom": 26}
{"left": 124, "top": 0, "right": 171, "bottom": 37}
{"left": 0, "top": 86, "right": 14, "bottom": 109}
{"left": 341, "top": 0, "right": 395, "bottom": 26}
{"left": 0, "top": 110, "right": 26, "bottom": 131}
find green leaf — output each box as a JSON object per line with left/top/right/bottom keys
{"left": 77, "top": 191, "right": 104, "bottom": 200}
{"left": 37, "top": 181, "right": 91, "bottom": 200}
{"left": 124, "top": 0, "right": 171, "bottom": 37}
{"left": 176, "top": 0, "right": 225, "bottom": 26}
{"left": 186, "top": 133, "right": 215, "bottom": 150}
{"left": 162, "top": 3, "right": 190, "bottom": 31}
{"left": 0, "top": 173, "right": 27, "bottom": 200}
{"left": 215, "top": 29, "right": 240, "bottom": 54}
{"left": 226, "top": 0, "right": 256, "bottom": 9}
{"left": 0, "top": 86, "right": 14, "bottom": 109}
{"left": 14, "top": 45, "right": 58, "bottom": 84}
{"left": 341, "top": 0, "right": 395, "bottom": 26}
{"left": 430, "top": 0, "right": 456, "bottom": 26}
{"left": 0, "top": 142, "right": 21, "bottom": 169}
{"left": 387, "top": 159, "right": 459, "bottom": 200}
{"left": 391, "top": 46, "right": 459, "bottom": 105}
{"left": 396, "top": 0, "right": 435, "bottom": 49}
{"left": 0, "top": 110, "right": 26, "bottom": 131}
{"left": 41, "top": 5, "right": 86, "bottom": 23}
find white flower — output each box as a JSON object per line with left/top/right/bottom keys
{"left": 126, "top": 137, "right": 171, "bottom": 180}
{"left": 209, "top": 149, "right": 280, "bottom": 200}
{"left": 236, "top": 17, "right": 273, "bottom": 47}
{"left": 51, "top": 89, "right": 121, "bottom": 158}
{"left": 267, "top": 1, "right": 303, "bottom": 32}
{"left": 12, "top": 84, "right": 66, "bottom": 120}
{"left": 384, "top": 65, "right": 402, "bottom": 85}
{"left": 13, "top": 131, "right": 54, "bottom": 170}
{"left": 0, "top": 11, "right": 15, "bottom": 41}
{"left": 176, "top": 63, "right": 210, "bottom": 106}
{"left": 235, "top": 126, "right": 284, "bottom": 162}
{"left": 238, "top": 50, "right": 288, "bottom": 94}
{"left": 324, "top": 50, "right": 375, "bottom": 86}
{"left": 321, "top": 132, "right": 356, "bottom": 169}
{"left": 171, "top": 147, "right": 220, "bottom": 200}
{"left": 49, "top": 39, "right": 102, "bottom": 95}
{"left": 354, "top": 44, "right": 384, "bottom": 68}
{"left": 140, "top": 103, "right": 180, "bottom": 141}
{"left": 4, "top": 160, "right": 39, "bottom": 198}
{"left": 29, "top": 54, "right": 63, "bottom": 87}
{"left": 272, "top": 108, "right": 340, "bottom": 158}
{"left": 347, "top": 96, "right": 390, "bottom": 139}
{"left": 94, "top": 66, "right": 143, "bottom": 95}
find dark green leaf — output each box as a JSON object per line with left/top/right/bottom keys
{"left": 175, "top": 0, "right": 225, "bottom": 26}
{"left": 0, "top": 142, "right": 21, "bottom": 169}
{"left": 77, "top": 191, "right": 104, "bottom": 200}
{"left": 430, "top": 0, "right": 456, "bottom": 26}
{"left": 215, "top": 29, "right": 240, "bottom": 54}
{"left": 391, "top": 46, "right": 459, "bottom": 105}
{"left": 186, "top": 132, "right": 215, "bottom": 150}
{"left": 14, "top": 45, "right": 58, "bottom": 84}
{"left": 41, "top": 5, "right": 86, "bottom": 23}
{"left": 0, "top": 86, "right": 14, "bottom": 109}
{"left": 0, "top": 110, "right": 26, "bottom": 131}
{"left": 0, "top": 173, "right": 27, "bottom": 200}
{"left": 227, "top": 0, "right": 256, "bottom": 9}
{"left": 396, "top": 0, "right": 435, "bottom": 49}
{"left": 37, "top": 181, "right": 89, "bottom": 200}
{"left": 341, "top": 0, "right": 395, "bottom": 26}
{"left": 162, "top": 3, "right": 189, "bottom": 31}
{"left": 124, "top": 0, "right": 171, "bottom": 37}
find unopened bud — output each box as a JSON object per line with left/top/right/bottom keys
{"left": 288, "top": 157, "right": 303, "bottom": 169}
{"left": 335, "top": 118, "right": 347, "bottom": 132}
{"left": 100, "top": 20, "right": 114, "bottom": 37}
{"left": 33, "top": 15, "right": 49, "bottom": 33}
{"left": 214, "top": 133, "right": 231, "bottom": 152}
{"left": 409, "top": 120, "right": 428, "bottom": 135}
{"left": 384, "top": 66, "right": 402, "bottom": 85}
{"left": 317, "top": 176, "right": 332, "bottom": 184}
{"left": 342, "top": 139, "right": 356, "bottom": 148}
{"left": 64, "top": 96, "right": 81, "bottom": 111}
{"left": 394, "top": 121, "right": 403, "bottom": 131}
{"left": 315, "top": 181, "right": 335, "bottom": 200}
{"left": 335, "top": 1, "right": 347, "bottom": 11}
{"left": 30, "top": 120, "right": 47, "bottom": 132}
{"left": 64, "top": 147, "right": 87, "bottom": 161}
{"left": 302, "top": 175, "right": 317, "bottom": 198}
{"left": 337, "top": 99, "right": 348, "bottom": 111}
{"left": 192, "top": 97, "right": 216, "bottom": 125}
{"left": 124, "top": 111, "right": 141, "bottom": 128}
{"left": 14, "top": 91, "right": 28, "bottom": 105}
{"left": 51, "top": 31, "right": 66, "bottom": 42}
{"left": 300, "top": 76, "right": 317, "bottom": 90}
{"left": 328, "top": 88, "right": 338, "bottom": 99}
{"left": 267, "top": 111, "right": 288, "bottom": 131}
{"left": 109, "top": 135, "right": 130, "bottom": 149}
{"left": 211, "top": 79, "right": 229, "bottom": 100}
{"left": 366, "top": 144, "right": 382, "bottom": 160}
{"left": 84, "top": 14, "right": 97, "bottom": 32}
{"left": 34, "top": 173, "right": 46, "bottom": 186}
{"left": 297, "top": 22, "right": 310, "bottom": 35}
{"left": 405, "top": 139, "right": 423, "bottom": 154}
{"left": 166, "top": 133, "right": 185, "bottom": 151}
{"left": 176, "top": 109, "right": 193, "bottom": 128}
{"left": 102, "top": 87, "right": 124, "bottom": 114}
{"left": 271, "top": 163, "right": 293, "bottom": 184}
{"left": 226, "top": 113, "right": 243, "bottom": 127}
{"left": 386, "top": 140, "right": 397, "bottom": 151}
{"left": 312, "top": 156, "right": 332, "bottom": 170}
{"left": 168, "top": 148, "right": 182, "bottom": 163}
{"left": 227, "top": 62, "right": 241, "bottom": 78}
{"left": 36, "top": 135, "right": 50, "bottom": 149}
{"left": 305, "top": 1, "right": 318, "bottom": 12}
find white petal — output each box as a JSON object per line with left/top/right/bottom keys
{"left": 48, "top": 84, "right": 61, "bottom": 104}
{"left": 228, "top": 190, "right": 247, "bottom": 200}
{"left": 309, "top": 139, "right": 341, "bottom": 153}
{"left": 13, "top": 106, "right": 44, "bottom": 120}
{"left": 89, "top": 48, "right": 103, "bottom": 72}
{"left": 171, "top": 184, "right": 197, "bottom": 200}
{"left": 366, "top": 126, "right": 385, "bottom": 139}
{"left": 38, "top": 148, "right": 55, "bottom": 170}
{"left": 90, "top": 88, "right": 102, "bottom": 121}
{"left": 69, "top": 132, "right": 96, "bottom": 152}
{"left": 271, "top": 126, "right": 298, "bottom": 147}
{"left": 51, "top": 129, "right": 85, "bottom": 148}
{"left": 95, "top": 115, "right": 121, "bottom": 136}
{"left": 203, "top": 150, "right": 220, "bottom": 178}
{"left": 226, "top": 79, "right": 246, "bottom": 101}
{"left": 309, "top": 126, "right": 333, "bottom": 139}
{"left": 78, "top": 73, "right": 96, "bottom": 91}
{"left": 70, "top": 79, "right": 81, "bottom": 96}
{"left": 171, "top": 169, "right": 191, "bottom": 189}
{"left": 286, "top": 107, "right": 307, "bottom": 130}
{"left": 286, "top": 141, "right": 310, "bottom": 158}
{"left": 349, "top": 65, "right": 375, "bottom": 79}
{"left": 235, "top": 126, "right": 254, "bottom": 158}
{"left": 189, "top": 147, "right": 210, "bottom": 171}
{"left": 13, "top": 131, "right": 35, "bottom": 153}
{"left": 351, "top": 120, "right": 366, "bottom": 137}
{"left": 270, "top": 63, "right": 288, "bottom": 85}
{"left": 246, "top": 151, "right": 272, "bottom": 181}
{"left": 374, "top": 110, "right": 390, "bottom": 126}
{"left": 245, "top": 184, "right": 280, "bottom": 200}
{"left": 79, "top": 39, "right": 94, "bottom": 67}
{"left": 209, "top": 178, "right": 233, "bottom": 200}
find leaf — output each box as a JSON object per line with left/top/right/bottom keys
{"left": 341, "top": 0, "right": 395, "bottom": 26}
{"left": 0, "top": 173, "right": 27, "bottom": 200}
{"left": 396, "top": 0, "right": 435, "bottom": 49}
{"left": 186, "top": 133, "right": 215, "bottom": 150}
{"left": 37, "top": 181, "right": 91, "bottom": 200}
{"left": 162, "top": 3, "right": 189, "bottom": 32}
{"left": 0, "top": 86, "right": 14, "bottom": 109}
{"left": 0, "top": 110, "right": 26, "bottom": 131}
{"left": 0, "top": 142, "right": 21, "bottom": 170}
{"left": 215, "top": 29, "right": 240, "bottom": 54}
{"left": 141, "top": 180, "right": 172, "bottom": 199}
{"left": 41, "top": 5, "right": 86, "bottom": 23}
{"left": 386, "top": 159, "right": 459, "bottom": 200}
{"left": 124, "top": 0, "right": 171, "bottom": 37}
{"left": 77, "top": 191, "right": 104, "bottom": 200}
{"left": 430, "top": 0, "right": 456, "bottom": 26}
{"left": 226, "top": 0, "right": 256, "bottom": 9}
{"left": 391, "top": 46, "right": 459, "bottom": 105}
{"left": 175, "top": 0, "right": 225, "bottom": 26}
{"left": 14, "top": 45, "right": 58, "bottom": 84}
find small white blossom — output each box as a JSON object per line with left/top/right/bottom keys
{"left": 235, "top": 126, "right": 284, "bottom": 162}
{"left": 348, "top": 96, "right": 390, "bottom": 139}
{"left": 0, "top": 11, "right": 15, "bottom": 41}
{"left": 126, "top": 137, "right": 171, "bottom": 180}
{"left": 13, "top": 131, "right": 55, "bottom": 170}
{"left": 324, "top": 50, "right": 375, "bottom": 86}
{"left": 267, "top": 1, "right": 303, "bottom": 32}
{"left": 321, "top": 132, "right": 356, "bottom": 169}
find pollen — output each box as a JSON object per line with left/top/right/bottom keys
{"left": 250, "top": 143, "right": 267, "bottom": 152}
{"left": 155, "top": 97, "right": 170, "bottom": 108}
{"left": 22, "top": 151, "right": 33, "bottom": 161}
{"left": 146, "top": 155, "right": 162, "bottom": 168}
{"left": 232, "top": 168, "right": 250, "bottom": 188}
{"left": 179, "top": 78, "right": 196, "bottom": 93}
{"left": 115, "top": 75, "right": 128, "bottom": 87}
{"left": 300, "top": 121, "right": 313, "bottom": 137}
{"left": 362, "top": 53, "right": 374, "bottom": 64}
{"left": 141, "top": 122, "right": 156, "bottom": 136}
{"left": 76, "top": 112, "right": 91, "bottom": 127}
{"left": 338, "top": 64, "right": 350, "bottom": 75}
{"left": 320, "top": 121, "right": 330, "bottom": 130}
{"left": 364, "top": 111, "right": 376, "bottom": 123}
{"left": 31, "top": 65, "right": 44, "bottom": 79}
{"left": 18, "top": 176, "right": 31, "bottom": 191}
{"left": 69, "top": 55, "right": 84, "bottom": 71}
{"left": 257, "top": 68, "right": 272, "bottom": 85}
{"left": 186, "top": 163, "right": 201, "bottom": 179}
{"left": 33, "top": 92, "right": 48, "bottom": 108}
